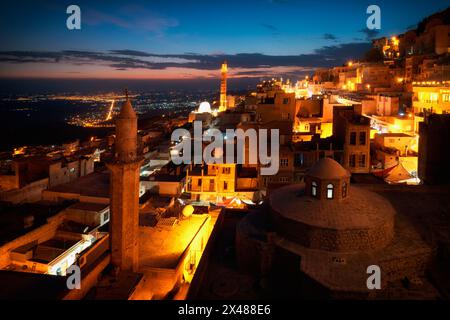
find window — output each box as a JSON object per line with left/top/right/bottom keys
{"left": 304, "top": 123, "right": 310, "bottom": 132}
{"left": 197, "top": 179, "right": 202, "bottom": 187}
{"left": 342, "top": 182, "right": 347, "bottom": 198}
{"left": 349, "top": 154, "right": 356, "bottom": 167}
{"left": 294, "top": 153, "right": 304, "bottom": 166}
{"left": 311, "top": 181, "right": 317, "bottom": 197}
{"left": 103, "top": 211, "right": 110, "bottom": 223}
{"left": 279, "top": 177, "right": 289, "bottom": 183}
{"left": 359, "top": 154, "right": 366, "bottom": 167}
{"left": 359, "top": 132, "right": 366, "bottom": 145}
{"left": 280, "top": 158, "right": 289, "bottom": 167}
{"left": 327, "top": 184, "right": 334, "bottom": 199}
{"left": 222, "top": 167, "right": 231, "bottom": 174}
{"left": 209, "top": 179, "right": 215, "bottom": 191}
{"left": 283, "top": 98, "right": 289, "bottom": 104}
{"left": 349, "top": 132, "right": 357, "bottom": 145}
{"left": 223, "top": 181, "right": 228, "bottom": 190}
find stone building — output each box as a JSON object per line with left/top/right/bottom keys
{"left": 333, "top": 107, "right": 371, "bottom": 174}
{"left": 236, "top": 158, "right": 433, "bottom": 298}
{"left": 418, "top": 113, "right": 450, "bottom": 184}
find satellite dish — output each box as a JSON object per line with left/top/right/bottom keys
{"left": 182, "top": 205, "right": 194, "bottom": 218}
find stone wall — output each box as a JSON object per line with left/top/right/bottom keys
{"left": 272, "top": 211, "right": 394, "bottom": 252}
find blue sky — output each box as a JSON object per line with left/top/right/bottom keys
{"left": 0, "top": 0, "right": 448, "bottom": 78}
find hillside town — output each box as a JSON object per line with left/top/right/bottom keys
{"left": 0, "top": 8, "right": 449, "bottom": 300}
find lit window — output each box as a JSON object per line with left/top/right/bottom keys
{"left": 304, "top": 123, "right": 310, "bottom": 132}
{"left": 311, "top": 181, "right": 317, "bottom": 197}
{"left": 327, "top": 184, "right": 334, "bottom": 199}
{"left": 280, "top": 158, "right": 289, "bottom": 167}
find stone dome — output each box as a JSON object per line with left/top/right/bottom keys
{"left": 269, "top": 183, "right": 395, "bottom": 252}
{"left": 306, "top": 157, "right": 350, "bottom": 180}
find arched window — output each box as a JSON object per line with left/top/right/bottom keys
{"left": 311, "top": 181, "right": 317, "bottom": 197}
{"left": 342, "top": 182, "right": 347, "bottom": 198}
{"left": 327, "top": 183, "right": 334, "bottom": 199}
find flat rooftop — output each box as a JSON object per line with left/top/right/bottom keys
{"left": 139, "top": 214, "right": 209, "bottom": 269}
{"left": 47, "top": 171, "right": 110, "bottom": 198}
{"left": 376, "top": 132, "right": 413, "bottom": 137}
{"left": 68, "top": 201, "right": 109, "bottom": 212}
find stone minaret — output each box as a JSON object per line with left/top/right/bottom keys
{"left": 107, "top": 91, "right": 142, "bottom": 272}
{"left": 219, "top": 61, "right": 227, "bottom": 112}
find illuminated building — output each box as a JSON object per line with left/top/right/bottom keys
{"left": 355, "top": 63, "right": 392, "bottom": 90}
{"left": 412, "top": 82, "right": 450, "bottom": 114}
{"left": 373, "top": 133, "right": 419, "bottom": 184}
{"left": 256, "top": 91, "right": 296, "bottom": 123}
{"left": 107, "top": 92, "right": 143, "bottom": 272}
{"left": 188, "top": 101, "right": 214, "bottom": 125}
{"left": 0, "top": 201, "right": 110, "bottom": 299}
{"left": 375, "top": 93, "right": 400, "bottom": 116}
{"left": 219, "top": 61, "right": 228, "bottom": 112}
{"left": 0, "top": 152, "right": 97, "bottom": 204}
{"left": 186, "top": 163, "right": 238, "bottom": 204}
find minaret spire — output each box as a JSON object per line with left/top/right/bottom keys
{"left": 107, "top": 89, "right": 142, "bottom": 273}
{"left": 219, "top": 60, "right": 228, "bottom": 112}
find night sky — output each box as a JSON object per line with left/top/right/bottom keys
{"left": 0, "top": 0, "right": 448, "bottom": 79}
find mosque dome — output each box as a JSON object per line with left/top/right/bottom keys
{"left": 198, "top": 101, "right": 212, "bottom": 113}
{"left": 269, "top": 158, "right": 395, "bottom": 252}
{"left": 307, "top": 157, "right": 350, "bottom": 180}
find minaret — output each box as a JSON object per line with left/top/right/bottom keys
{"left": 219, "top": 61, "right": 227, "bottom": 112}
{"left": 107, "top": 90, "right": 142, "bottom": 272}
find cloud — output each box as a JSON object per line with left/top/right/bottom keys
{"left": 83, "top": 7, "right": 178, "bottom": 36}
{"left": 0, "top": 42, "right": 372, "bottom": 78}
{"left": 359, "top": 28, "right": 380, "bottom": 41}
{"left": 323, "top": 33, "right": 338, "bottom": 41}
{"left": 260, "top": 23, "right": 280, "bottom": 36}
{"left": 314, "top": 42, "right": 371, "bottom": 59}
{"left": 261, "top": 23, "right": 278, "bottom": 32}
